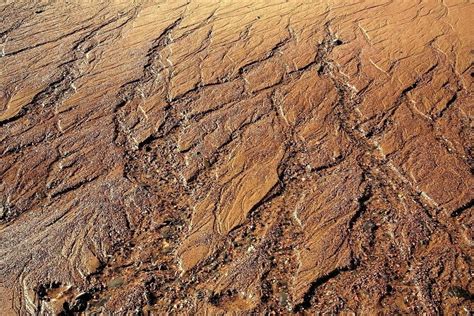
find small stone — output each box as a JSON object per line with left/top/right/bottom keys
{"left": 107, "top": 277, "right": 125, "bottom": 289}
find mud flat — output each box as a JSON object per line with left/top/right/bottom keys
{"left": 1, "top": 0, "right": 473, "bottom": 314}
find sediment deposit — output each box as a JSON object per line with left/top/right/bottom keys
{"left": 1, "top": 0, "right": 473, "bottom": 314}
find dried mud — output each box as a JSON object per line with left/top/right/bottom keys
{"left": 0, "top": 0, "right": 473, "bottom": 315}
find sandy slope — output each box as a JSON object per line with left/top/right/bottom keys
{"left": 0, "top": 0, "right": 473, "bottom": 314}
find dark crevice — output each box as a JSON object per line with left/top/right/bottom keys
{"left": 137, "top": 134, "right": 158, "bottom": 150}
{"left": 436, "top": 91, "right": 458, "bottom": 118}
{"left": 293, "top": 258, "right": 360, "bottom": 312}
{"left": 50, "top": 174, "right": 100, "bottom": 199}
{"left": 348, "top": 186, "right": 373, "bottom": 230}
{"left": 450, "top": 199, "right": 473, "bottom": 217}
{"left": 311, "top": 155, "right": 346, "bottom": 173}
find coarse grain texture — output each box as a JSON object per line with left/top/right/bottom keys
{"left": 0, "top": 0, "right": 473, "bottom": 314}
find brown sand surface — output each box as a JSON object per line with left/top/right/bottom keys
{"left": 0, "top": 0, "right": 473, "bottom": 314}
